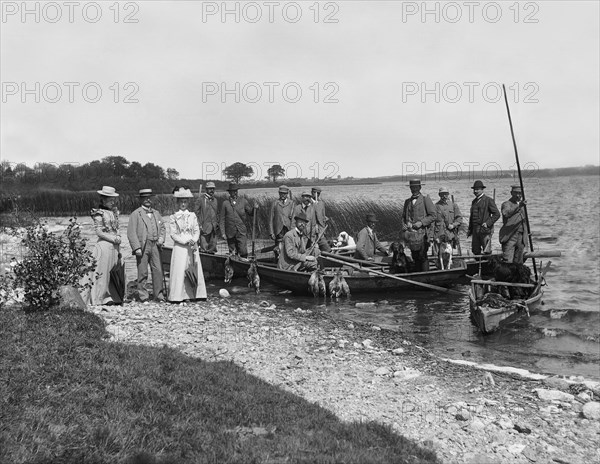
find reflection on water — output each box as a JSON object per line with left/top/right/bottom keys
{"left": 244, "top": 176, "right": 600, "bottom": 379}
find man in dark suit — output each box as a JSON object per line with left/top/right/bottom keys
{"left": 127, "top": 189, "right": 166, "bottom": 301}
{"left": 219, "top": 183, "right": 257, "bottom": 258}
{"left": 278, "top": 211, "right": 319, "bottom": 271}
{"left": 402, "top": 179, "right": 436, "bottom": 271}
{"left": 269, "top": 185, "right": 294, "bottom": 259}
{"left": 355, "top": 213, "right": 389, "bottom": 261}
{"left": 196, "top": 181, "right": 219, "bottom": 253}
{"left": 468, "top": 180, "right": 501, "bottom": 255}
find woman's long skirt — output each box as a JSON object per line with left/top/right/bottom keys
{"left": 82, "top": 240, "right": 120, "bottom": 305}
{"left": 168, "top": 244, "right": 207, "bottom": 302}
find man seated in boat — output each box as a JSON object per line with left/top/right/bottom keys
{"left": 499, "top": 185, "right": 528, "bottom": 264}
{"left": 278, "top": 211, "right": 320, "bottom": 272}
{"left": 355, "top": 213, "right": 390, "bottom": 261}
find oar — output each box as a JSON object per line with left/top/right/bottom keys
{"left": 323, "top": 254, "right": 463, "bottom": 296}
{"left": 455, "top": 250, "right": 561, "bottom": 260}
{"left": 321, "top": 251, "right": 388, "bottom": 268}
{"left": 503, "top": 83, "right": 538, "bottom": 281}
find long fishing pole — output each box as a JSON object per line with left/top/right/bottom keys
{"left": 502, "top": 84, "right": 538, "bottom": 280}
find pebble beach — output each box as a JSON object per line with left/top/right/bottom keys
{"left": 91, "top": 297, "right": 600, "bottom": 464}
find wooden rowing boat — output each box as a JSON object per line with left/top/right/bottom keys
{"left": 230, "top": 257, "right": 467, "bottom": 295}
{"left": 159, "top": 246, "right": 234, "bottom": 280}
{"left": 469, "top": 261, "right": 551, "bottom": 334}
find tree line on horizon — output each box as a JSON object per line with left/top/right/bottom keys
{"left": 0, "top": 157, "right": 294, "bottom": 194}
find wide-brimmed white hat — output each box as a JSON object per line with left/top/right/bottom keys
{"left": 97, "top": 186, "right": 119, "bottom": 197}
{"left": 173, "top": 187, "right": 193, "bottom": 198}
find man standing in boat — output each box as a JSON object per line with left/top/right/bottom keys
{"left": 467, "top": 180, "right": 500, "bottom": 255}
{"left": 355, "top": 213, "right": 389, "bottom": 261}
{"left": 219, "top": 183, "right": 258, "bottom": 258}
{"left": 311, "top": 187, "right": 331, "bottom": 252}
{"left": 402, "top": 179, "right": 436, "bottom": 272}
{"left": 196, "top": 181, "right": 219, "bottom": 254}
{"left": 269, "top": 185, "right": 294, "bottom": 259}
{"left": 278, "top": 211, "right": 319, "bottom": 271}
{"left": 499, "top": 185, "right": 528, "bottom": 263}
{"left": 432, "top": 187, "right": 463, "bottom": 255}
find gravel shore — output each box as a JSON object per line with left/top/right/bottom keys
{"left": 90, "top": 297, "right": 600, "bottom": 464}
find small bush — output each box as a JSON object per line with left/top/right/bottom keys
{"left": 11, "top": 218, "right": 96, "bottom": 311}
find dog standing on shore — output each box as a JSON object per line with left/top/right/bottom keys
{"left": 437, "top": 235, "right": 453, "bottom": 270}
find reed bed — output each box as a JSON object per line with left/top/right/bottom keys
{"left": 1, "top": 190, "right": 404, "bottom": 242}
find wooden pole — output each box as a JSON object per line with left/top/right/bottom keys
{"left": 251, "top": 207, "right": 257, "bottom": 257}
{"left": 323, "top": 254, "right": 463, "bottom": 296}
{"left": 502, "top": 84, "right": 538, "bottom": 280}
{"left": 451, "top": 194, "right": 463, "bottom": 256}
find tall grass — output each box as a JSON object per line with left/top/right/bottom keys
{"left": 1, "top": 190, "right": 404, "bottom": 242}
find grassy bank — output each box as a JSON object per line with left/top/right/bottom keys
{"left": 1, "top": 191, "right": 404, "bottom": 242}
{"left": 0, "top": 306, "right": 439, "bottom": 464}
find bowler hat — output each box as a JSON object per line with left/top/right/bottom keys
{"left": 301, "top": 191, "right": 312, "bottom": 197}
{"left": 471, "top": 180, "right": 486, "bottom": 189}
{"left": 278, "top": 185, "right": 289, "bottom": 193}
{"left": 366, "top": 213, "right": 378, "bottom": 223}
{"left": 311, "top": 187, "right": 322, "bottom": 193}
{"left": 438, "top": 187, "right": 449, "bottom": 194}
{"left": 511, "top": 184, "right": 522, "bottom": 192}
{"left": 407, "top": 179, "right": 424, "bottom": 187}
{"left": 138, "top": 188, "right": 153, "bottom": 197}
{"left": 97, "top": 186, "right": 119, "bottom": 197}
{"left": 205, "top": 181, "right": 216, "bottom": 189}
{"left": 294, "top": 211, "right": 309, "bottom": 222}
{"left": 227, "top": 183, "right": 239, "bottom": 191}
{"left": 173, "top": 187, "right": 193, "bottom": 198}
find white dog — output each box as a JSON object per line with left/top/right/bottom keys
{"left": 333, "top": 231, "right": 356, "bottom": 252}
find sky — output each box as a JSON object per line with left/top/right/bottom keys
{"left": 1, "top": 0, "right": 599, "bottom": 181}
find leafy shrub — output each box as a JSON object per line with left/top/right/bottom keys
{"left": 11, "top": 218, "right": 96, "bottom": 311}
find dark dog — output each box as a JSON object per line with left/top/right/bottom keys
{"left": 490, "top": 256, "right": 532, "bottom": 299}
{"left": 436, "top": 234, "right": 453, "bottom": 270}
{"left": 389, "top": 242, "right": 411, "bottom": 273}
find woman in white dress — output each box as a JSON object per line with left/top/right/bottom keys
{"left": 83, "top": 186, "right": 122, "bottom": 305}
{"left": 168, "top": 187, "right": 207, "bottom": 302}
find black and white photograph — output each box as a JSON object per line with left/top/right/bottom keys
{"left": 1, "top": 1, "right": 599, "bottom": 462}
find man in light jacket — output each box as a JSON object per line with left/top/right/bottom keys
{"left": 127, "top": 189, "right": 166, "bottom": 301}
{"left": 269, "top": 185, "right": 294, "bottom": 259}
{"left": 355, "top": 213, "right": 389, "bottom": 261}
{"left": 499, "top": 185, "right": 527, "bottom": 263}
{"left": 278, "top": 211, "right": 319, "bottom": 271}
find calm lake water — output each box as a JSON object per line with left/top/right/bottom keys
{"left": 32, "top": 175, "right": 600, "bottom": 380}
{"left": 241, "top": 176, "right": 600, "bottom": 380}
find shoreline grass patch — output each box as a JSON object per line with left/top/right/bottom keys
{"left": 0, "top": 306, "right": 440, "bottom": 464}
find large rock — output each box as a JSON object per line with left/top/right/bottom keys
{"left": 534, "top": 388, "right": 575, "bottom": 402}
{"left": 58, "top": 285, "right": 87, "bottom": 310}
{"left": 582, "top": 402, "right": 600, "bottom": 421}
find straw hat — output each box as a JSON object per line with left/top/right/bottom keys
{"left": 138, "top": 189, "right": 154, "bottom": 197}
{"left": 205, "top": 181, "right": 216, "bottom": 189}
{"left": 173, "top": 187, "right": 193, "bottom": 198}
{"left": 97, "top": 186, "right": 119, "bottom": 197}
